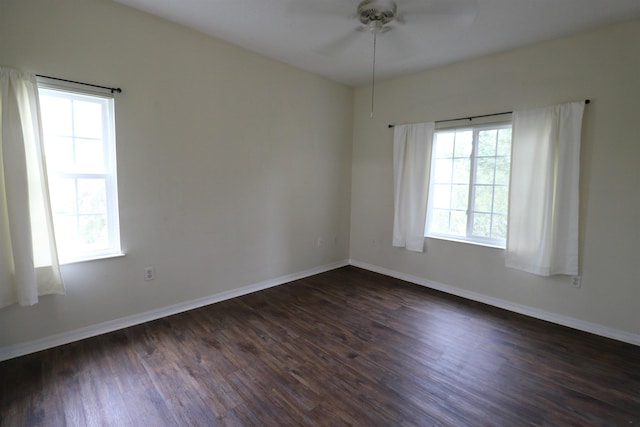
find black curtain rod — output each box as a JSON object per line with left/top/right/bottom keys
{"left": 36, "top": 74, "right": 122, "bottom": 94}
{"left": 388, "top": 99, "right": 590, "bottom": 128}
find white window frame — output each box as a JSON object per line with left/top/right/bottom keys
{"left": 37, "top": 79, "right": 122, "bottom": 263}
{"left": 425, "top": 121, "right": 512, "bottom": 248}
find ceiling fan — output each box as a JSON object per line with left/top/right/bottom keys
{"left": 357, "top": 0, "right": 398, "bottom": 34}
{"left": 289, "top": 0, "right": 478, "bottom": 116}
{"left": 289, "top": 0, "right": 478, "bottom": 56}
{"left": 355, "top": 0, "right": 403, "bottom": 118}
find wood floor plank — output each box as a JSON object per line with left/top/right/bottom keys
{"left": 2, "top": 266, "right": 639, "bottom": 426}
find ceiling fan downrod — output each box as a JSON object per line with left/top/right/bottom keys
{"left": 357, "top": 0, "right": 398, "bottom": 118}
{"left": 370, "top": 32, "right": 377, "bottom": 119}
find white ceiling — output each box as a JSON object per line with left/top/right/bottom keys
{"left": 114, "top": 0, "right": 640, "bottom": 86}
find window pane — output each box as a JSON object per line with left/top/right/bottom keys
{"left": 493, "top": 186, "right": 509, "bottom": 214}
{"left": 454, "top": 131, "right": 472, "bottom": 157}
{"left": 474, "top": 185, "right": 493, "bottom": 212}
{"left": 430, "top": 209, "right": 450, "bottom": 234}
{"left": 432, "top": 184, "right": 451, "bottom": 209}
{"left": 73, "top": 100, "right": 103, "bottom": 139}
{"left": 75, "top": 138, "right": 105, "bottom": 172}
{"left": 53, "top": 215, "right": 79, "bottom": 256}
{"left": 478, "top": 130, "right": 497, "bottom": 156}
{"left": 450, "top": 211, "right": 467, "bottom": 236}
{"left": 434, "top": 159, "right": 453, "bottom": 183}
{"left": 472, "top": 213, "right": 492, "bottom": 237}
{"left": 40, "top": 95, "right": 72, "bottom": 136}
{"left": 452, "top": 158, "right": 470, "bottom": 184}
{"left": 49, "top": 178, "right": 77, "bottom": 215}
{"left": 475, "top": 157, "right": 496, "bottom": 185}
{"left": 451, "top": 184, "right": 469, "bottom": 210}
{"left": 77, "top": 179, "right": 107, "bottom": 214}
{"left": 78, "top": 215, "right": 108, "bottom": 248}
{"left": 435, "top": 132, "right": 454, "bottom": 158}
{"left": 497, "top": 128, "right": 512, "bottom": 156}
{"left": 492, "top": 214, "right": 508, "bottom": 240}
{"left": 494, "top": 157, "right": 510, "bottom": 185}
{"left": 44, "top": 136, "right": 74, "bottom": 172}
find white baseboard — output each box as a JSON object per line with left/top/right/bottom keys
{"left": 349, "top": 259, "right": 640, "bottom": 347}
{"left": 0, "top": 260, "right": 349, "bottom": 362}
{"left": 4, "top": 258, "right": 636, "bottom": 362}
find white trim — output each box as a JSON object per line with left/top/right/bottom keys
{"left": 60, "top": 252, "right": 126, "bottom": 265}
{"left": 425, "top": 234, "right": 505, "bottom": 250}
{"left": 349, "top": 259, "right": 640, "bottom": 347}
{"left": 4, "top": 258, "right": 636, "bottom": 362}
{"left": 0, "top": 260, "right": 349, "bottom": 362}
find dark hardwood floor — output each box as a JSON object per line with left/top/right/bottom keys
{"left": 1, "top": 266, "right": 639, "bottom": 426}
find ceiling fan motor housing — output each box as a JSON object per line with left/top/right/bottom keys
{"left": 357, "top": 0, "right": 398, "bottom": 28}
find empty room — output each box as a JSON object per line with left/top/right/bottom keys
{"left": 1, "top": 0, "right": 639, "bottom": 425}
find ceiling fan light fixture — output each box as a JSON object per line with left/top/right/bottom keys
{"left": 357, "top": 0, "right": 398, "bottom": 28}
{"left": 367, "top": 20, "right": 385, "bottom": 33}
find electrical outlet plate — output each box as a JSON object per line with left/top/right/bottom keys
{"left": 144, "top": 266, "right": 155, "bottom": 281}
{"left": 571, "top": 275, "right": 581, "bottom": 288}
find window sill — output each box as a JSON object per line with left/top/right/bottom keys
{"left": 425, "top": 235, "right": 505, "bottom": 250}
{"left": 60, "top": 252, "right": 126, "bottom": 265}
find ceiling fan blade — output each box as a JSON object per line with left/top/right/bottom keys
{"left": 314, "top": 29, "right": 365, "bottom": 56}
{"left": 285, "top": 0, "right": 358, "bottom": 19}
{"left": 400, "top": 0, "right": 478, "bottom": 15}
{"left": 376, "top": 25, "right": 416, "bottom": 60}
{"left": 398, "top": 0, "right": 479, "bottom": 26}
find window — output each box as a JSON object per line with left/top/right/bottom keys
{"left": 426, "top": 123, "right": 512, "bottom": 247}
{"left": 38, "top": 85, "right": 121, "bottom": 263}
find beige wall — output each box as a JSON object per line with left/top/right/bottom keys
{"left": 0, "top": 0, "right": 353, "bottom": 348}
{"left": 350, "top": 19, "right": 640, "bottom": 339}
{"left": 1, "top": 0, "right": 638, "bottom": 353}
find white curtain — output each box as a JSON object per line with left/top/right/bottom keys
{"left": 0, "top": 67, "right": 64, "bottom": 307}
{"left": 392, "top": 122, "right": 435, "bottom": 252}
{"left": 506, "top": 101, "right": 585, "bottom": 276}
